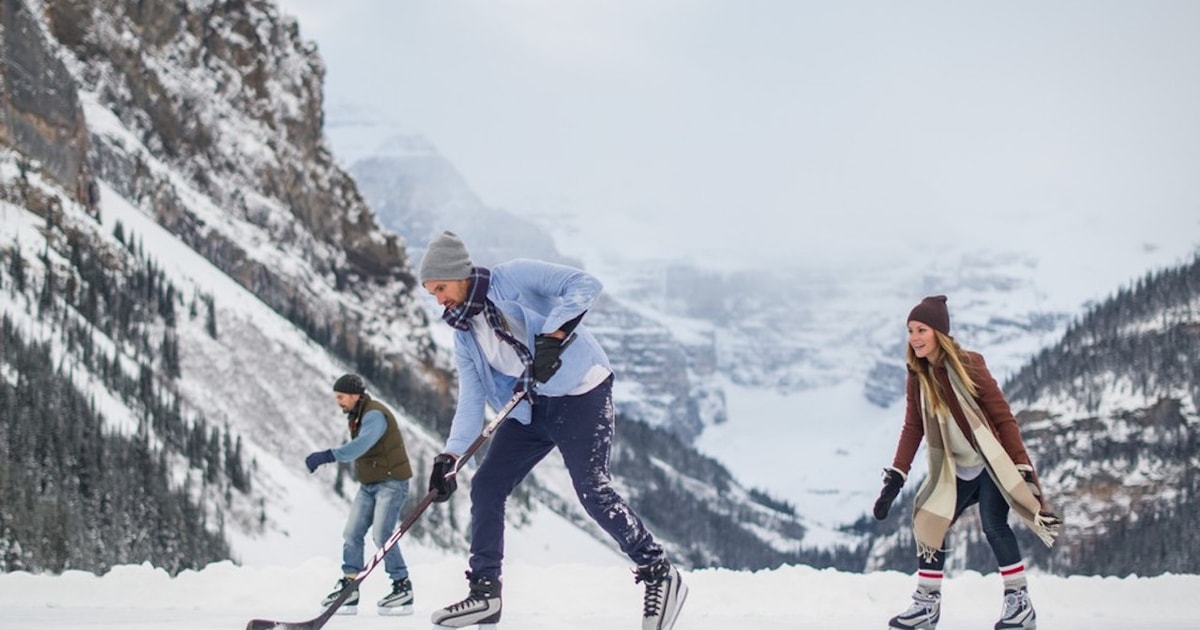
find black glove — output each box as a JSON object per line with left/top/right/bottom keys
{"left": 1019, "top": 467, "right": 1043, "bottom": 500}
{"left": 533, "top": 334, "right": 567, "bottom": 383}
{"left": 1017, "top": 465, "right": 1046, "bottom": 511}
{"left": 305, "top": 449, "right": 335, "bottom": 473}
{"left": 1036, "top": 506, "right": 1065, "bottom": 525}
{"left": 873, "top": 468, "right": 905, "bottom": 520}
{"left": 428, "top": 453, "right": 459, "bottom": 503}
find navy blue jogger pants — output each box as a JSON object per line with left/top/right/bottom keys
{"left": 467, "top": 377, "right": 664, "bottom": 578}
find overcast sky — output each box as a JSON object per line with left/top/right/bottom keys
{"left": 278, "top": 1, "right": 1200, "bottom": 268}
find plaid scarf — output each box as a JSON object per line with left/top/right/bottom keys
{"left": 441, "top": 267, "right": 535, "bottom": 395}
{"left": 911, "top": 365, "right": 1060, "bottom": 562}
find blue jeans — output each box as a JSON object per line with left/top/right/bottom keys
{"left": 342, "top": 478, "right": 410, "bottom": 581}
{"left": 467, "top": 377, "right": 663, "bottom": 578}
{"left": 920, "top": 472, "right": 1022, "bottom": 571}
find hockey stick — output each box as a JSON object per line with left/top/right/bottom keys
{"left": 246, "top": 390, "right": 528, "bottom": 630}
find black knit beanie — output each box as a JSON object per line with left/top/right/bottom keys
{"left": 333, "top": 373, "right": 366, "bottom": 395}
{"left": 907, "top": 295, "right": 950, "bottom": 335}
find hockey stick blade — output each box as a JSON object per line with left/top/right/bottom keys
{"left": 243, "top": 392, "right": 527, "bottom": 630}
{"left": 246, "top": 620, "right": 318, "bottom": 630}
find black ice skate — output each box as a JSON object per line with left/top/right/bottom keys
{"left": 376, "top": 576, "right": 413, "bottom": 616}
{"left": 320, "top": 576, "right": 359, "bottom": 615}
{"left": 431, "top": 573, "right": 501, "bottom": 629}
{"left": 635, "top": 558, "right": 688, "bottom": 630}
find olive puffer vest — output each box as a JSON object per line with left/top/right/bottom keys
{"left": 350, "top": 398, "right": 413, "bottom": 483}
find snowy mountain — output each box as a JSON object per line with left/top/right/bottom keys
{"left": 341, "top": 135, "right": 727, "bottom": 440}
{"left": 347, "top": 134, "right": 570, "bottom": 270}
{"left": 331, "top": 118, "right": 1200, "bottom": 571}
{"left": 4, "top": 0, "right": 1199, "bottom": 582}
{"left": 995, "top": 257, "right": 1200, "bottom": 575}
{"left": 0, "top": 0, "right": 821, "bottom": 576}
{"left": 2, "top": 0, "right": 443, "bottom": 573}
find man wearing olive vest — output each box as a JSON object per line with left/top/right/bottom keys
{"left": 305, "top": 373, "right": 415, "bottom": 616}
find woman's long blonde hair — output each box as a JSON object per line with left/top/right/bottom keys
{"left": 906, "top": 330, "right": 979, "bottom": 413}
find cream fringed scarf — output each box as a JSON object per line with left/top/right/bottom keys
{"left": 911, "top": 367, "right": 1061, "bottom": 562}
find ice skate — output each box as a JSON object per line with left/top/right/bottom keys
{"left": 635, "top": 559, "right": 688, "bottom": 630}
{"left": 320, "top": 576, "right": 359, "bottom": 615}
{"left": 377, "top": 577, "right": 414, "bottom": 616}
{"left": 888, "top": 586, "right": 940, "bottom": 630}
{"left": 431, "top": 573, "right": 501, "bottom": 629}
{"left": 994, "top": 586, "right": 1037, "bottom": 630}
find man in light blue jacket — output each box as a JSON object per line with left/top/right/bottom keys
{"left": 419, "top": 231, "right": 686, "bottom": 630}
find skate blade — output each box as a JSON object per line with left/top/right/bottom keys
{"left": 334, "top": 605, "right": 358, "bottom": 615}
{"left": 431, "top": 624, "right": 498, "bottom": 630}
{"left": 378, "top": 604, "right": 414, "bottom": 616}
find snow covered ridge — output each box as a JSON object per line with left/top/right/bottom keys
{"left": 1005, "top": 255, "right": 1200, "bottom": 576}
{"left": 1, "top": 0, "right": 454, "bottom": 574}
{"left": 1, "top": 144, "right": 470, "bottom": 572}
{"left": 39, "top": 0, "right": 439, "bottom": 384}
{"left": 0, "top": 150, "right": 249, "bottom": 574}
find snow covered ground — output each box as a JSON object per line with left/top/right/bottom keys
{"left": 1, "top": 508, "right": 1194, "bottom": 630}
{"left": 2, "top": 554, "right": 1194, "bottom": 629}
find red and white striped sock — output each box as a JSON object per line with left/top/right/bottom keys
{"left": 917, "top": 569, "right": 944, "bottom": 593}
{"left": 999, "top": 561, "right": 1028, "bottom": 591}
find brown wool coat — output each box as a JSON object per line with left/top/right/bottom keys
{"left": 887, "top": 350, "right": 1060, "bottom": 558}
{"left": 890, "top": 351, "right": 1036, "bottom": 484}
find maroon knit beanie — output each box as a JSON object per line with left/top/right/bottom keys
{"left": 907, "top": 295, "right": 950, "bottom": 335}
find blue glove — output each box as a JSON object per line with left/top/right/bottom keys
{"left": 305, "top": 449, "right": 335, "bottom": 473}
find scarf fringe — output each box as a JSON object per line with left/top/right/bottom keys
{"left": 1033, "top": 511, "right": 1062, "bottom": 547}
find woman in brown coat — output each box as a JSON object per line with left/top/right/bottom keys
{"left": 873, "top": 296, "right": 1062, "bottom": 630}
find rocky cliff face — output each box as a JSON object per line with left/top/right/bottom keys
{"left": 1, "top": 0, "right": 453, "bottom": 573}
{"left": 39, "top": 0, "right": 435, "bottom": 376}
{"left": 999, "top": 257, "right": 1200, "bottom": 576}
{"left": 1, "top": 0, "right": 95, "bottom": 210}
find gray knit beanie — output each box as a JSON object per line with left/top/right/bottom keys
{"left": 419, "top": 231, "right": 473, "bottom": 283}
